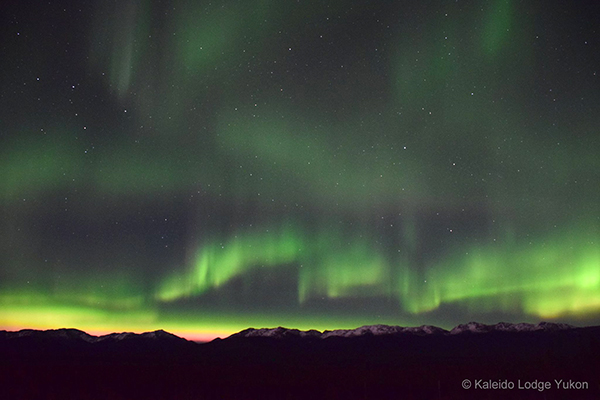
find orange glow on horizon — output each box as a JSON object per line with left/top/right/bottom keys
{"left": 0, "top": 325, "right": 233, "bottom": 343}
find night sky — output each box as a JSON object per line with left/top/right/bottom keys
{"left": 1, "top": 0, "right": 600, "bottom": 340}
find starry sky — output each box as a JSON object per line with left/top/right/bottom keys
{"left": 1, "top": 0, "right": 600, "bottom": 340}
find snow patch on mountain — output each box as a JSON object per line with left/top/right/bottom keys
{"left": 232, "top": 321, "right": 576, "bottom": 339}
{"left": 449, "top": 321, "right": 575, "bottom": 335}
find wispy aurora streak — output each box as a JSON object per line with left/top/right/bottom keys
{"left": 1, "top": 0, "right": 599, "bottom": 339}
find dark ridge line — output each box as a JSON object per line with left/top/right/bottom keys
{"left": 0, "top": 321, "right": 585, "bottom": 342}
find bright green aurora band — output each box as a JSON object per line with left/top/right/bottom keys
{"left": 1, "top": 0, "right": 599, "bottom": 339}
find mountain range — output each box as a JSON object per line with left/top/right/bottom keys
{"left": 1, "top": 322, "right": 598, "bottom": 399}
{"left": 231, "top": 321, "right": 576, "bottom": 339}
{"left": 0, "top": 320, "right": 576, "bottom": 343}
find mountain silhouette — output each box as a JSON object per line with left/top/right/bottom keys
{"left": 1, "top": 322, "right": 598, "bottom": 399}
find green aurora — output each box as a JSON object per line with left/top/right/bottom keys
{"left": 1, "top": 0, "right": 599, "bottom": 339}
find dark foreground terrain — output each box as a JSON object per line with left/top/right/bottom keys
{"left": 1, "top": 322, "right": 599, "bottom": 399}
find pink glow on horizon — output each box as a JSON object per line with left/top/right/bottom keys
{"left": 0, "top": 325, "right": 232, "bottom": 342}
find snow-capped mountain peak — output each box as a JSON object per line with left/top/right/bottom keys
{"left": 232, "top": 321, "right": 576, "bottom": 339}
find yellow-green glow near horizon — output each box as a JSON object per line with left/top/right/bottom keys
{"left": 1, "top": 0, "right": 599, "bottom": 336}
{"left": 2, "top": 219, "right": 599, "bottom": 338}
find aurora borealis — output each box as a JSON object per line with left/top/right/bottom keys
{"left": 1, "top": 0, "right": 599, "bottom": 340}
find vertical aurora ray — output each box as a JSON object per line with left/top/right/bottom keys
{"left": 417, "top": 222, "right": 600, "bottom": 317}
{"left": 481, "top": 0, "right": 513, "bottom": 57}
{"left": 158, "top": 222, "right": 393, "bottom": 303}
{"left": 89, "top": 0, "right": 151, "bottom": 100}
{"left": 158, "top": 224, "right": 305, "bottom": 300}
